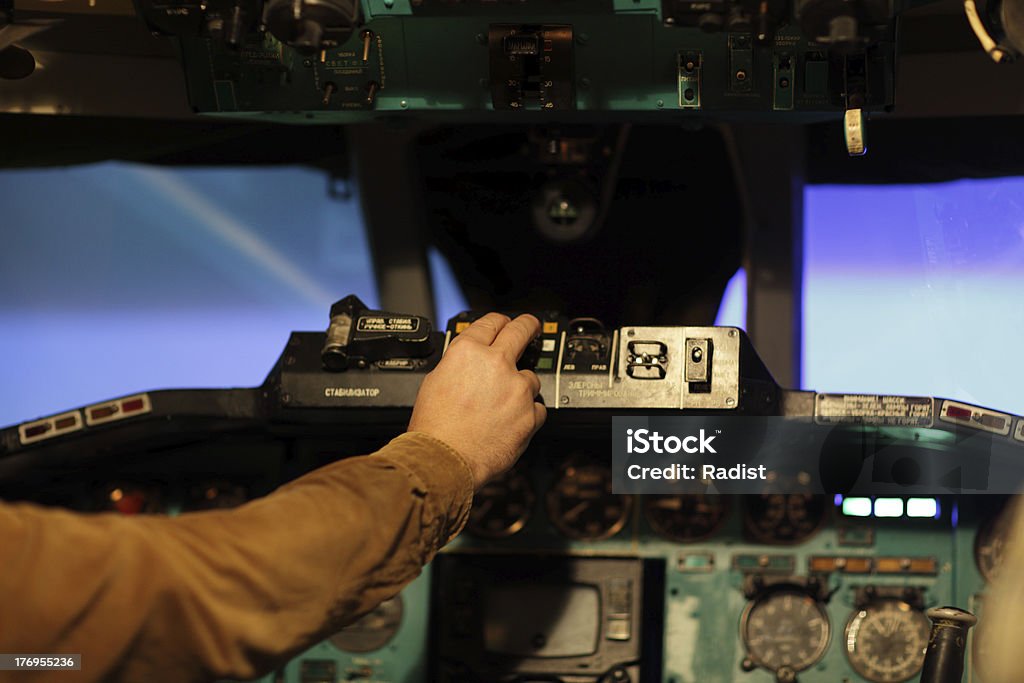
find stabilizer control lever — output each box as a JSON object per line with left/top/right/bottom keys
{"left": 320, "top": 295, "right": 433, "bottom": 371}
{"left": 919, "top": 607, "right": 977, "bottom": 683}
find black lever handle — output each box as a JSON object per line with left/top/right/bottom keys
{"left": 919, "top": 607, "right": 977, "bottom": 683}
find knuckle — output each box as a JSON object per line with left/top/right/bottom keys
{"left": 444, "top": 338, "right": 468, "bottom": 357}
{"left": 481, "top": 312, "right": 509, "bottom": 328}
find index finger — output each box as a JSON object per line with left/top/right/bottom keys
{"left": 493, "top": 314, "right": 541, "bottom": 363}
{"left": 453, "top": 312, "right": 511, "bottom": 347}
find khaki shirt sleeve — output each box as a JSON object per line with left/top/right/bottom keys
{"left": 0, "top": 431, "right": 474, "bottom": 683}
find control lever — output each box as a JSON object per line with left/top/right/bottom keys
{"left": 320, "top": 295, "right": 433, "bottom": 371}
{"left": 919, "top": 607, "right": 977, "bottom": 683}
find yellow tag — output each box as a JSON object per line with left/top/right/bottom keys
{"left": 455, "top": 322, "right": 470, "bottom": 333}
{"left": 543, "top": 322, "right": 559, "bottom": 334}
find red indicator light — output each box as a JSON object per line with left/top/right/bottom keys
{"left": 121, "top": 398, "right": 145, "bottom": 414}
{"left": 946, "top": 406, "right": 973, "bottom": 419}
{"left": 90, "top": 405, "right": 118, "bottom": 420}
{"left": 24, "top": 423, "right": 51, "bottom": 438}
{"left": 54, "top": 416, "right": 77, "bottom": 430}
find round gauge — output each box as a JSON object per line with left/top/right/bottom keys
{"left": 467, "top": 468, "right": 534, "bottom": 538}
{"left": 845, "top": 599, "right": 931, "bottom": 682}
{"left": 742, "top": 590, "right": 830, "bottom": 674}
{"left": 546, "top": 464, "right": 632, "bottom": 541}
{"left": 743, "top": 494, "right": 828, "bottom": 544}
{"left": 643, "top": 494, "right": 729, "bottom": 543}
{"left": 329, "top": 595, "right": 403, "bottom": 653}
{"left": 975, "top": 507, "right": 1013, "bottom": 582}
{"left": 183, "top": 482, "right": 248, "bottom": 511}
{"left": 97, "top": 484, "right": 161, "bottom": 515}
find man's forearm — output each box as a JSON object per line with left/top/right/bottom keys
{"left": 0, "top": 432, "right": 473, "bottom": 683}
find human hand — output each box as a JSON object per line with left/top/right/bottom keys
{"left": 408, "top": 313, "right": 547, "bottom": 489}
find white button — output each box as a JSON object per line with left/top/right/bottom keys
{"left": 542, "top": 339, "right": 556, "bottom": 352}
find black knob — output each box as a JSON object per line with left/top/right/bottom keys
{"left": 919, "top": 607, "right": 977, "bottom": 683}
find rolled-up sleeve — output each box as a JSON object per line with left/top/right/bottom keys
{"left": 0, "top": 431, "right": 474, "bottom": 683}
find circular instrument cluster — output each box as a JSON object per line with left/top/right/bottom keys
{"left": 643, "top": 493, "right": 729, "bottom": 543}
{"left": 743, "top": 493, "right": 828, "bottom": 544}
{"left": 329, "top": 595, "right": 404, "bottom": 653}
{"left": 844, "top": 599, "right": 930, "bottom": 682}
{"left": 741, "top": 589, "right": 830, "bottom": 675}
{"left": 467, "top": 468, "right": 534, "bottom": 539}
{"left": 546, "top": 463, "right": 632, "bottom": 541}
{"left": 975, "top": 505, "right": 1013, "bottom": 582}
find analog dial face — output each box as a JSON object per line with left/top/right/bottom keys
{"left": 329, "top": 596, "right": 403, "bottom": 653}
{"left": 547, "top": 464, "right": 632, "bottom": 541}
{"left": 643, "top": 494, "right": 729, "bottom": 543}
{"left": 742, "top": 590, "right": 830, "bottom": 672}
{"left": 743, "top": 494, "right": 827, "bottom": 544}
{"left": 845, "top": 599, "right": 930, "bottom": 682}
{"left": 467, "top": 468, "right": 534, "bottom": 539}
{"left": 975, "top": 507, "right": 1012, "bottom": 582}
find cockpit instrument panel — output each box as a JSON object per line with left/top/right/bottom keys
{"left": 0, "top": 298, "right": 1019, "bottom": 683}
{"left": 0, "top": 0, "right": 897, "bottom": 126}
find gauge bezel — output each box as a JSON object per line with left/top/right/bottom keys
{"left": 642, "top": 493, "right": 730, "bottom": 543}
{"left": 467, "top": 468, "right": 536, "bottom": 539}
{"left": 974, "top": 506, "right": 1011, "bottom": 583}
{"left": 741, "top": 493, "right": 830, "bottom": 545}
{"left": 329, "top": 595, "right": 404, "bottom": 653}
{"left": 546, "top": 464, "right": 633, "bottom": 541}
{"left": 740, "top": 588, "right": 831, "bottom": 673}
{"left": 843, "top": 598, "right": 930, "bottom": 683}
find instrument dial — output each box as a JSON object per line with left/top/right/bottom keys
{"left": 643, "top": 493, "right": 729, "bottom": 543}
{"left": 741, "top": 590, "right": 830, "bottom": 673}
{"left": 743, "top": 493, "right": 827, "bottom": 544}
{"left": 329, "top": 595, "right": 403, "bottom": 653}
{"left": 467, "top": 468, "right": 534, "bottom": 539}
{"left": 547, "top": 463, "right": 632, "bottom": 541}
{"left": 845, "top": 599, "right": 930, "bottom": 682}
{"left": 975, "top": 507, "right": 1012, "bottom": 582}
